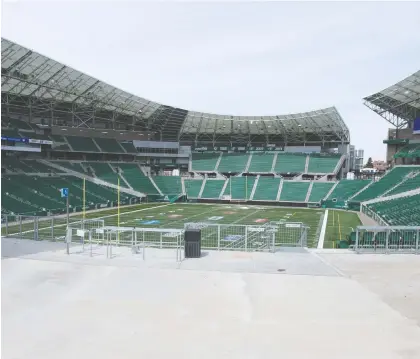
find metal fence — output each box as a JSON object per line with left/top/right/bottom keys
{"left": 2, "top": 213, "right": 308, "bottom": 255}
{"left": 184, "top": 221, "right": 308, "bottom": 251}
{"left": 101, "top": 226, "right": 184, "bottom": 262}
{"left": 354, "top": 226, "right": 420, "bottom": 254}
{"left": 66, "top": 219, "right": 105, "bottom": 255}
{"left": 1, "top": 214, "right": 91, "bottom": 241}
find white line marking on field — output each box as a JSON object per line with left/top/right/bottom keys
{"left": 317, "top": 210, "right": 329, "bottom": 249}
{"left": 160, "top": 206, "right": 218, "bottom": 227}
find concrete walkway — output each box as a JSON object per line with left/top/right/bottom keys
{"left": 358, "top": 211, "right": 379, "bottom": 226}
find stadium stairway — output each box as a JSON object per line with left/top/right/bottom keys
{"left": 270, "top": 153, "right": 278, "bottom": 172}
{"left": 333, "top": 155, "right": 347, "bottom": 174}
{"left": 117, "top": 163, "right": 162, "bottom": 195}
{"left": 382, "top": 171, "right": 420, "bottom": 197}
{"left": 140, "top": 167, "right": 163, "bottom": 195}
{"left": 324, "top": 181, "right": 339, "bottom": 200}
{"left": 276, "top": 179, "right": 284, "bottom": 201}
{"left": 198, "top": 178, "right": 207, "bottom": 198}
{"left": 181, "top": 177, "right": 186, "bottom": 194}
{"left": 305, "top": 182, "right": 314, "bottom": 202}
{"left": 307, "top": 181, "right": 335, "bottom": 202}
{"left": 191, "top": 153, "right": 220, "bottom": 172}
{"left": 85, "top": 162, "right": 123, "bottom": 187}
{"left": 184, "top": 179, "right": 204, "bottom": 199}
{"left": 214, "top": 153, "right": 223, "bottom": 171}
{"left": 345, "top": 180, "right": 374, "bottom": 201}
{"left": 249, "top": 175, "right": 259, "bottom": 200}
{"left": 41, "top": 160, "right": 146, "bottom": 198}
{"left": 307, "top": 154, "right": 342, "bottom": 174}
{"left": 244, "top": 154, "right": 253, "bottom": 173}
{"left": 304, "top": 156, "right": 310, "bottom": 173}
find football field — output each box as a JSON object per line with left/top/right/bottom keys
{"left": 2, "top": 203, "right": 361, "bottom": 248}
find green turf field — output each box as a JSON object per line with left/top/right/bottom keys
{"left": 2, "top": 203, "right": 361, "bottom": 248}
{"left": 324, "top": 209, "right": 361, "bottom": 248}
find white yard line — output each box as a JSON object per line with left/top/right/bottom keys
{"left": 317, "top": 210, "right": 329, "bottom": 249}
{"left": 160, "top": 206, "right": 220, "bottom": 228}
{"left": 200, "top": 209, "right": 263, "bottom": 244}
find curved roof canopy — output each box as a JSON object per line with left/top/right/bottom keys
{"left": 363, "top": 71, "right": 420, "bottom": 129}
{"left": 1, "top": 38, "right": 350, "bottom": 144}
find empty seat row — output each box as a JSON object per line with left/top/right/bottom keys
{"left": 366, "top": 194, "right": 420, "bottom": 226}
{"left": 352, "top": 166, "right": 420, "bottom": 202}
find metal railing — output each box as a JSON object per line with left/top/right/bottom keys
{"left": 184, "top": 221, "right": 308, "bottom": 251}
{"left": 354, "top": 226, "right": 420, "bottom": 254}
{"left": 2, "top": 213, "right": 309, "bottom": 255}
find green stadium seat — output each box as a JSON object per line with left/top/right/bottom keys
{"left": 2, "top": 158, "right": 33, "bottom": 173}
{"left": 2, "top": 128, "right": 21, "bottom": 138}
{"left": 307, "top": 154, "right": 341, "bottom": 173}
{"left": 191, "top": 153, "right": 219, "bottom": 171}
{"left": 53, "top": 144, "right": 70, "bottom": 151}
{"left": 53, "top": 161, "right": 86, "bottom": 174}
{"left": 153, "top": 176, "right": 182, "bottom": 195}
{"left": 120, "top": 141, "right": 137, "bottom": 153}
{"left": 248, "top": 154, "right": 274, "bottom": 172}
{"left": 223, "top": 177, "right": 255, "bottom": 200}
{"left": 84, "top": 162, "right": 124, "bottom": 187}
{"left": 66, "top": 136, "right": 100, "bottom": 152}
{"left": 280, "top": 181, "right": 310, "bottom": 202}
{"left": 352, "top": 166, "right": 420, "bottom": 202}
{"left": 218, "top": 154, "right": 249, "bottom": 173}
{"left": 252, "top": 177, "right": 281, "bottom": 201}
{"left": 386, "top": 173, "right": 420, "bottom": 196}
{"left": 274, "top": 153, "right": 306, "bottom": 173}
{"left": 185, "top": 179, "right": 203, "bottom": 198}
{"left": 118, "top": 163, "right": 159, "bottom": 194}
{"left": 50, "top": 135, "right": 66, "bottom": 142}
{"left": 394, "top": 144, "right": 420, "bottom": 159}
{"left": 308, "top": 182, "right": 335, "bottom": 202}
{"left": 366, "top": 193, "right": 420, "bottom": 226}
{"left": 201, "top": 180, "right": 225, "bottom": 199}
{"left": 326, "top": 179, "right": 371, "bottom": 201}
{"left": 94, "top": 138, "right": 125, "bottom": 153}
{"left": 7, "top": 118, "right": 34, "bottom": 130}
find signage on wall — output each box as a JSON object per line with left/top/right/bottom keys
{"left": 192, "top": 146, "right": 284, "bottom": 153}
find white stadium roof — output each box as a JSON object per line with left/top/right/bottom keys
{"left": 1, "top": 38, "right": 350, "bottom": 144}
{"left": 363, "top": 71, "right": 420, "bottom": 129}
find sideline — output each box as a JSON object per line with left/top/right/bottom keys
{"left": 317, "top": 210, "right": 329, "bottom": 249}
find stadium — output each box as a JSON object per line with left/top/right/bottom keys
{"left": 2, "top": 36, "right": 420, "bottom": 358}
{"left": 2, "top": 38, "right": 420, "bottom": 249}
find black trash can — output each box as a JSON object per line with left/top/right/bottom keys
{"left": 184, "top": 228, "right": 201, "bottom": 258}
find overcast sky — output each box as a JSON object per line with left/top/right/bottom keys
{"left": 2, "top": 1, "right": 420, "bottom": 160}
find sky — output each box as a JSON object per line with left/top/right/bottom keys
{"left": 2, "top": 1, "right": 420, "bottom": 161}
